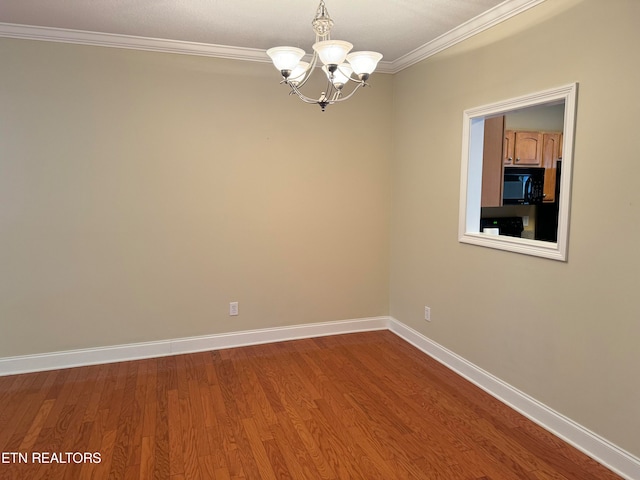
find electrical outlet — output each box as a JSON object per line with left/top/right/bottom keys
{"left": 424, "top": 306, "right": 431, "bottom": 322}
{"left": 229, "top": 301, "right": 239, "bottom": 316}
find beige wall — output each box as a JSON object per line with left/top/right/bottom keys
{"left": 0, "top": 39, "right": 392, "bottom": 356}
{"left": 390, "top": 0, "right": 639, "bottom": 457}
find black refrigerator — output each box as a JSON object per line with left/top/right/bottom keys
{"left": 535, "top": 160, "right": 561, "bottom": 242}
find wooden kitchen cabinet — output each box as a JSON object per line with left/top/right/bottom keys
{"left": 504, "top": 130, "right": 543, "bottom": 166}
{"left": 542, "top": 132, "right": 562, "bottom": 203}
{"left": 503, "top": 130, "right": 515, "bottom": 165}
{"left": 558, "top": 132, "right": 563, "bottom": 160}
{"left": 487, "top": 125, "right": 562, "bottom": 207}
{"left": 481, "top": 116, "right": 505, "bottom": 207}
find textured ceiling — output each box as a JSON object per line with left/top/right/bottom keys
{"left": 0, "top": 0, "right": 542, "bottom": 69}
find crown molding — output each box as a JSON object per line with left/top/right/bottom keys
{"left": 0, "top": 0, "right": 544, "bottom": 74}
{"left": 0, "top": 22, "right": 273, "bottom": 62}
{"left": 388, "top": 0, "right": 546, "bottom": 73}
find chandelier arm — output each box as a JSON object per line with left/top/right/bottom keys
{"left": 293, "top": 51, "right": 319, "bottom": 90}
{"left": 292, "top": 29, "right": 328, "bottom": 91}
{"left": 324, "top": 76, "right": 338, "bottom": 101}
{"left": 336, "top": 65, "right": 361, "bottom": 84}
{"left": 288, "top": 82, "right": 326, "bottom": 104}
{"left": 324, "top": 81, "right": 368, "bottom": 105}
{"left": 294, "top": 75, "right": 366, "bottom": 106}
{"left": 346, "top": 74, "right": 366, "bottom": 84}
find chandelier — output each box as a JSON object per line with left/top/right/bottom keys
{"left": 266, "top": 0, "right": 383, "bottom": 111}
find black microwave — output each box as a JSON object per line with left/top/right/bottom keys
{"left": 503, "top": 167, "right": 545, "bottom": 205}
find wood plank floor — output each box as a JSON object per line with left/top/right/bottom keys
{"left": 0, "top": 331, "right": 623, "bottom": 479}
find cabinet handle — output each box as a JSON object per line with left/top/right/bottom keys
{"left": 515, "top": 158, "right": 520, "bottom": 163}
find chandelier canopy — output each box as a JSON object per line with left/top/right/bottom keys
{"left": 266, "top": 1, "right": 383, "bottom": 111}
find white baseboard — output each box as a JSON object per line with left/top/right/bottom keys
{"left": 0, "top": 316, "right": 389, "bottom": 377}
{"left": 387, "top": 317, "right": 640, "bottom": 480}
{"left": 0, "top": 315, "right": 637, "bottom": 479}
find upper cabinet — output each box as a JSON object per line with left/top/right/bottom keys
{"left": 503, "top": 129, "right": 562, "bottom": 203}
{"left": 503, "top": 130, "right": 543, "bottom": 166}
{"left": 482, "top": 125, "right": 563, "bottom": 207}
{"left": 542, "top": 132, "right": 562, "bottom": 203}
{"left": 503, "top": 130, "right": 514, "bottom": 166}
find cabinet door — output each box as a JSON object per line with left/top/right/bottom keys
{"left": 558, "top": 132, "right": 563, "bottom": 160}
{"left": 503, "top": 130, "right": 515, "bottom": 165}
{"left": 481, "top": 116, "right": 505, "bottom": 207}
{"left": 542, "top": 133, "right": 561, "bottom": 203}
{"left": 513, "top": 131, "right": 543, "bottom": 165}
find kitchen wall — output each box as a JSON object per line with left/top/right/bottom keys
{"left": 0, "top": 38, "right": 393, "bottom": 357}
{"left": 504, "top": 102, "right": 564, "bottom": 131}
{"left": 390, "top": 0, "right": 640, "bottom": 457}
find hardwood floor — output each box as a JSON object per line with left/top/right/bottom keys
{"left": 0, "top": 331, "right": 623, "bottom": 479}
